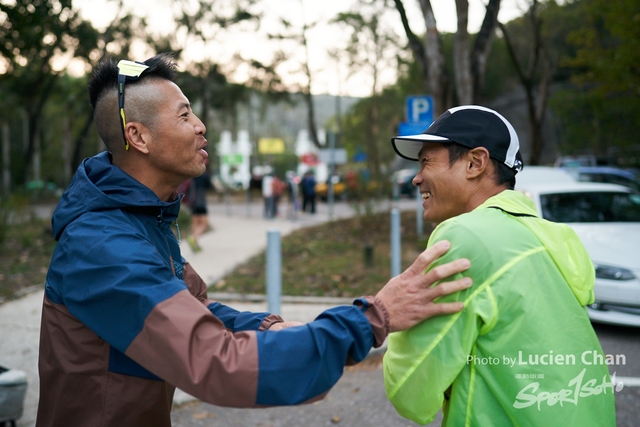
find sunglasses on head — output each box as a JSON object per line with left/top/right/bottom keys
{"left": 117, "top": 60, "right": 150, "bottom": 150}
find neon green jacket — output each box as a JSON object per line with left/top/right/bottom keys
{"left": 384, "top": 190, "right": 616, "bottom": 426}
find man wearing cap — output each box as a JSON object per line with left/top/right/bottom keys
{"left": 383, "top": 105, "right": 616, "bottom": 426}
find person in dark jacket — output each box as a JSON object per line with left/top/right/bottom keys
{"left": 301, "top": 170, "right": 317, "bottom": 213}
{"left": 36, "top": 53, "right": 472, "bottom": 427}
{"left": 186, "top": 161, "right": 213, "bottom": 252}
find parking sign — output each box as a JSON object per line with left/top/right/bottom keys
{"left": 397, "top": 95, "right": 434, "bottom": 136}
{"left": 406, "top": 95, "right": 434, "bottom": 123}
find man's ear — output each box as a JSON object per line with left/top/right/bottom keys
{"left": 124, "top": 122, "right": 150, "bottom": 154}
{"left": 466, "top": 147, "right": 491, "bottom": 179}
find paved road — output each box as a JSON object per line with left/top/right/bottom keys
{"left": 594, "top": 323, "right": 640, "bottom": 427}
{"left": 171, "top": 357, "right": 444, "bottom": 427}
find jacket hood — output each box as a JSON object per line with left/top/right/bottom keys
{"left": 477, "top": 190, "right": 595, "bottom": 306}
{"left": 51, "top": 152, "right": 181, "bottom": 240}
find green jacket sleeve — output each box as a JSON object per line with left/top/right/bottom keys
{"left": 383, "top": 218, "right": 498, "bottom": 425}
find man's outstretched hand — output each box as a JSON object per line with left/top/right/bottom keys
{"left": 375, "top": 240, "right": 471, "bottom": 332}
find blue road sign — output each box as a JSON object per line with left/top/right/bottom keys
{"left": 353, "top": 150, "right": 367, "bottom": 162}
{"left": 406, "top": 95, "right": 434, "bottom": 123}
{"left": 397, "top": 121, "right": 431, "bottom": 136}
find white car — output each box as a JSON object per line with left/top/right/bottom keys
{"left": 515, "top": 169, "right": 640, "bottom": 327}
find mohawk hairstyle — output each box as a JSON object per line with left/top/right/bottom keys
{"left": 88, "top": 52, "right": 179, "bottom": 110}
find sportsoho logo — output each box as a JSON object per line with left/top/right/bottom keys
{"left": 467, "top": 350, "right": 626, "bottom": 411}
{"left": 513, "top": 368, "right": 622, "bottom": 411}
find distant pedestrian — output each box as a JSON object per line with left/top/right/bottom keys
{"left": 301, "top": 171, "right": 317, "bottom": 214}
{"left": 186, "top": 162, "right": 212, "bottom": 252}
{"left": 262, "top": 173, "right": 275, "bottom": 219}
{"left": 271, "top": 175, "right": 286, "bottom": 217}
{"left": 285, "top": 171, "right": 300, "bottom": 219}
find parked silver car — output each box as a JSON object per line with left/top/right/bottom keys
{"left": 515, "top": 168, "right": 640, "bottom": 327}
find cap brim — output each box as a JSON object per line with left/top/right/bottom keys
{"left": 391, "top": 134, "right": 450, "bottom": 161}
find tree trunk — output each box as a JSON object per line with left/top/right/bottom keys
{"left": 395, "top": 0, "right": 501, "bottom": 116}
{"left": 302, "top": 20, "right": 322, "bottom": 149}
{"left": 499, "top": 0, "right": 554, "bottom": 166}
{"left": 306, "top": 89, "right": 321, "bottom": 148}
{"left": 2, "top": 122, "right": 10, "bottom": 197}
{"left": 392, "top": 0, "right": 429, "bottom": 90}
{"left": 471, "top": 0, "right": 501, "bottom": 104}
{"left": 368, "top": 99, "right": 381, "bottom": 178}
{"left": 418, "top": 0, "right": 449, "bottom": 116}
{"left": 454, "top": 0, "right": 473, "bottom": 105}
{"left": 63, "top": 117, "right": 71, "bottom": 184}
{"left": 22, "top": 73, "right": 57, "bottom": 182}
{"left": 71, "top": 110, "right": 96, "bottom": 173}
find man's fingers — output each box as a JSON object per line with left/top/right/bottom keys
{"left": 428, "top": 277, "right": 473, "bottom": 299}
{"left": 405, "top": 240, "right": 452, "bottom": 276}
{"left": 378, "top": 241, "right": 473, "bottom": 332}
{"left": 412, "top": 278, "right": 472, "bottom": 325}
{"left": 426, "top": 301, "right": 465, "bottom": 316}
{"left": 424, "top": 258, "right": 470, "bottom": 284}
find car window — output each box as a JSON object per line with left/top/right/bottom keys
{"left": 578, "top": 172, "right": 640, "bottom": 191}
{"left": 540, "top": 192, "right": 640, "bottom": 222}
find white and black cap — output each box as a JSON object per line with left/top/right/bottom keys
{"left": 391, "top": 105, "right": 524, "bottom": 173}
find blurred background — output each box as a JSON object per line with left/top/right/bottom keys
{"left": 1, "top": 0, "right": 638, "bottom": 204}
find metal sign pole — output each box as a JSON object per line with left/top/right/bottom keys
{"left": 266, "top": 229, "right": 282, "bottom": 314}
{"left": 391, "top": 208, "right": 401, "bottom": 277}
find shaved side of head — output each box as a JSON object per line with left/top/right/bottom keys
{"left": 88, "top": 53, "right": 178, "bottom": 154}
{"left": 93, "top": 82, "right": 164, "bottom": 154}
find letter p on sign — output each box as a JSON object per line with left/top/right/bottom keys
{"left": 406, "top": 95, "right": 434, "bottom": 124}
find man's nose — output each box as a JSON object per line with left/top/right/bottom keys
{"left": 194, "top": 115, "right": 206, "bottom": 135}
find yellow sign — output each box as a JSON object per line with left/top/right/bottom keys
{"left": 258, "top": 138, "right": 285, "bottom": 154}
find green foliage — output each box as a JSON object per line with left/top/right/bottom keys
{"left": 0, "top": 197, "right": 56, "bottom": 301}
{"left": 481, "top": 35, "right": 518, "bottom": 100}
{"left": 0, "top": 0, "right": 92, "bottom": 69}
{"left": 550, "top": 86, "right": 640, "bottom": 161}
{"left": 0, "top": 195, "right": 27, "bottom": 244}
{"left": 549, "top": 0, "right": 640, "bottom": 161}
{"left": 341, "top": 88, "right": 405, "bottom": 175}
{"left": 265, "top": 152, "right": 300, "bottom": 178}
{"left": 174, "top": 0, "right": 260, "bottom": 41}
{"left": 0, "top": 0, "right": 93, "bottom": 187}
{"left": 564, "top": 0, "right": 640, "bottom": 96}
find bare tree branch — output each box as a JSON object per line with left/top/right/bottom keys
{"left": 392, "top": 0, "right": 429, "bottom": 87}
{"left": 454, "top": 0, "right": 472, "bottom": 104}
{"left": 471, "top": 0, "right": 501, "bottom": 103}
